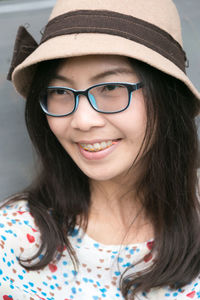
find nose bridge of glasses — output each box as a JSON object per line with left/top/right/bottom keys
{"left": 74, "top": 89, "right": 98, "bottom": 110}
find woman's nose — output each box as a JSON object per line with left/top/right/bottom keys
{"left": 70, "top": 95, "right": 106, "bottom": 131}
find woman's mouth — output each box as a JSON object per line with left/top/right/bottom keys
{"left": 77, "top": 139, "right": 121, "bottom": 160}
{"left": 79, "top": 140, "right": 117, "bottom": 152}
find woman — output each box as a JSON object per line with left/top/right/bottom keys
{"left": 1, "top": 0, "right": 200, "bottom": 299}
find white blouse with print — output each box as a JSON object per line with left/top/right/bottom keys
{"left": 0, "top": 201, "right": 199, "bottom": 300}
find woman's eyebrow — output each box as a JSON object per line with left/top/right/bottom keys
{"left": 50, "top": 74, "right": 73, "bottom": 85}
{"left": 91, "top": 68, "right": 135, "bottom": 82}
{"left": 52, "top": 68, "right": 135, "bottom": 85}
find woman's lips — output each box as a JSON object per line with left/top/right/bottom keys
{"left": 79, "top": 139, "right": 118, "bottom": 152}
{"left": 77, "top": 139, "right": 121, "bottom": 160}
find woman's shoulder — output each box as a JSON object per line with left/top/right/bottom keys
{"left": 0, "top": 199, "right": 35, "bottom": 229}
{"left": 0, "top": 198, "right": 29, "bottom": 214}
{"left": 0, "top": 199, "right": 40, "bottom": 257}
{"left": 148, "top": 276, "right": 200, "bottom": 299}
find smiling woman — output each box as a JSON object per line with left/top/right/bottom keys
{"left": 45, "top": 56, "right": 147, "bottom": 182}
{"left": 1, "top": 0, "right": 200, "bottom": 299}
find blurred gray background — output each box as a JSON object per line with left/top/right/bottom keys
{"left": 0, "top": 0, "right": 200, "bottom": 200}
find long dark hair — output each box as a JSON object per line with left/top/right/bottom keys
{"left": 9, "top": 57, "right": 200, "bottom": 298}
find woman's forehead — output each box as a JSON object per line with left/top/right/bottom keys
{"left": 58, "top": 55, "right": 133, "bottom": 71}
{"left": 56, "top": 55, "right": 137, "bottom": 79}
{"left": 51, "top": 55, "right": 138, "bottom": 86}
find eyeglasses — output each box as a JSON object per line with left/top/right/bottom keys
{"left": 39, "top": 82, "right": 143, "bottom": 117}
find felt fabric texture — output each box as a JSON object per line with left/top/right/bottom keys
{"left": 7, "top": 26, "right": 38, "bottom": 81}
{"left": 8, "top": 0, "right": 200, "bottom": 101}
{"left": 41, "top": 10, "right": 186, "bottom": 72}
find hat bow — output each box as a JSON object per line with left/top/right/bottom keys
{"left": 7, "top": 26, "right": 38, "bottom": 81}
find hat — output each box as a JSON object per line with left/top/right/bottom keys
{"left": 8, "top": 0, "right": 200, "bottom": 101}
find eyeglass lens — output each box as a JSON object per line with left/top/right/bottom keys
{"left": 89, "top": 84, "right": 129, "bottom": 113}
{"left": 42, "top": 83, "right": 130, "bottom": 115}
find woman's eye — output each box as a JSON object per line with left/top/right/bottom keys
{"left": 104, "top": 84, "right": 118, "bottom": 91}
{"left": 49, "top": 88, "right": 68, "bottom": 96}
{"left": 101, "top": 84, "right": 125, "bottom": 93}
{"left": 55, "top": 89, "right": 67, "bottom": 95}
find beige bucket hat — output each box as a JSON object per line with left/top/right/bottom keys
{"left": 8, "top": 0, "right": 200, "bottom": 101}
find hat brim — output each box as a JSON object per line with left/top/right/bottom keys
{"left": 12, "top": 33, "right": 200, "bottom": 101}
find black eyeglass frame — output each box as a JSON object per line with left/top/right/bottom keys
{"left": 39, "top": 81, "right": 144, "bottom": 117}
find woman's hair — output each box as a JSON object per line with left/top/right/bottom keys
{"left": 10, "top": 57, "right": 200, "bottom": 298}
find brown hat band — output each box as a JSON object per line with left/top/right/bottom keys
{"left": 8, "top": 9, "right": 187, "bottom": 81}
{"left": 41, "top": 10, "right": 187, "bottom": 73}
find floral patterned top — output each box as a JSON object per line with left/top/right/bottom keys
{"left": 0, "top": 200, "right": 199, "bottom": 300}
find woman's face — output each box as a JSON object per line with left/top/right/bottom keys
{"left": 46, "top": 55, "right": 147, "bottom": 182}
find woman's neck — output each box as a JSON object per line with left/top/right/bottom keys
{"left": 90, "top": 178, "right": 138, "bottom": 223}
{"left": 84, "top": 177, "right": 154, "bottom": 245}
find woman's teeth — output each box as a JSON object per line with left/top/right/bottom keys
{"left": 80, "top": 140, "right": 113, "bottom": 152}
